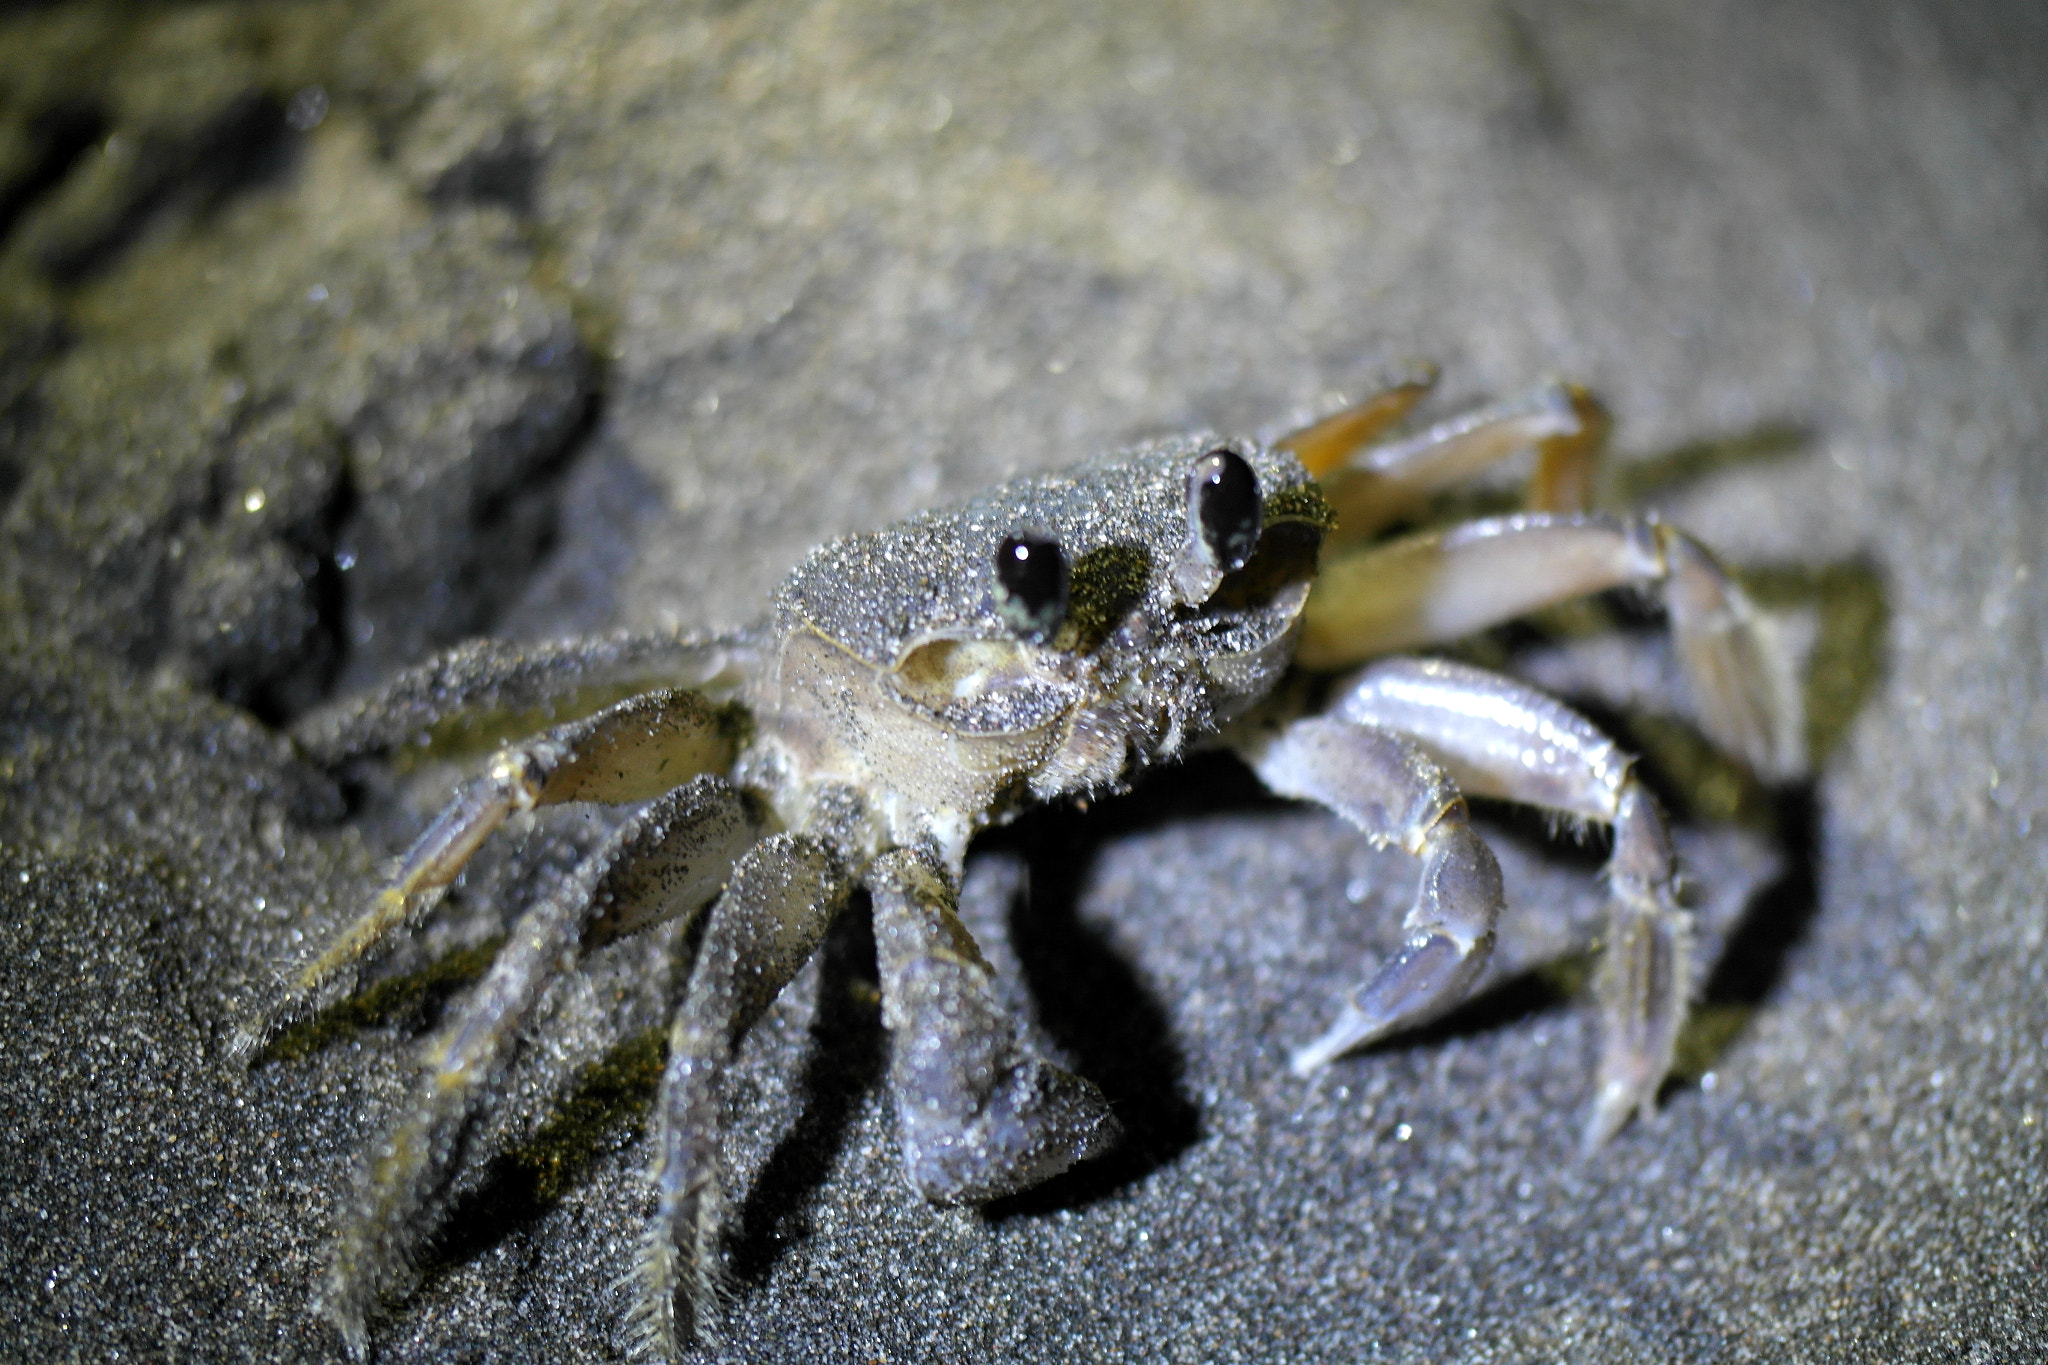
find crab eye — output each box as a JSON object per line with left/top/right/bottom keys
{"left": 1188, "top": 448, "right": 1262, "bottom": 574}
{"left": 994, "top": 532, "right": 1069, "bottom": 643}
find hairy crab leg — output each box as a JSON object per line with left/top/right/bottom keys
{"left": 634, "top": 832, "right": 852, "bottom": 1358}
{"left": 237, "top": 687, "right": 744, "bottom": 1055}
{"left": 1276, "top": 362, "right": 1439, "bottom": 482}
{"left": 868, "top": 847, "right": 1120, "bottom": 1206}
{"left": 1236, "top": 716, "right": 1507, "bottom": 1073}
{"left": 292, "top": 631, "right": 760, "bottom": 767}
{"left": 320, "top": 776, "right": 757, "bottom": 1360}
{"left": 1332, "top": 657, "right": 1690, "bottom": 1147}
{"left": 1298, "top": 512, "right": 1805, "bottom": 780}
{"left": 1289, "top": 378, "right": 1607, "bottom": 545}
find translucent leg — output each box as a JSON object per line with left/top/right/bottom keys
{"left": 632, "top": 833, "right": 851, "bottom": 1356}
{"left": 1299, "top": 513, "right": 1804, "bottom": 779}
{"left": 318, "top": 776, "right": 756, "bottom": 1359}
{"left": 1276, "top": 362, "right": 1439, "bottom": 481}
{"left": 238, "top": 687, "right": 742, "bottom": 1055}
{"left": 1236, "top": 715, "right": 1506, "bottom": 1074}
{"left": 1334, "top": 657, "right": 1690, "bottom": 1145}
{"left": 868, "top": 847, "right": 1120, "bottom": 1205}
{"left": 1284, "top": 377, "right": 1604, "bottom": 544}
{"left": 293, "top": 630, "right": 759, "bottom": 766}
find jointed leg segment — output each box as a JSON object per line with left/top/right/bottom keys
{"left": 320, "top": 775, "right": 758, "bottom": 1360}
{"left": 291, "top": 632, "right": 758, "bottom": 767}
{"left": 1299, "top": 512, "right": 1803, "bottom": 779}
{"left": 1289, "top": 378, "right": 1604, "bottom": 540}
{"left": 1333, "top": 656, "right": 1692, "bottom": 1145}
{"left": 1238, "top": 716, "right": 1507, "bottom": 1075}
{"left": 1238, "top": 654, "right": 1700, "bottom": 1144}
{"left": 238, "top": 688, "right": 741, "bottom": 1054}
{"left": 634, "top": 833, "right": 851, "bottom": 1357}
{"left": 868, "top": 848, "right": 1120, "bottom": 1206}
{"left": 1283, "top": 376, "right": 1799, "bottom": 781}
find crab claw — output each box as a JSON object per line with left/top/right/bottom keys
{"left": 896, "top": 1052, "right": 1121, "bottom": 1206}
{"left": 869, "top": 849, "right": 1121, "bottom": 1205}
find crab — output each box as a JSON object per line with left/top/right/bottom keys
{"left": 239, "top": 367, "right": 1802, "bottom": 1359}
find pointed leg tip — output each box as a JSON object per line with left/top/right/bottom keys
{"left": 1287, "top": 1034, "right": 1345, "bottom": 1078}
{"left": 1289, "top": 930, "right": 1492, "bottom": 1081}
{"left": 1582, "top": 1078, "right": 1653, "bottom": 1153}
{"left": 316, "top": 1282, "right": 372, "bottom": 1365}
{"left": 1288, "top": 1006, "right": 1389, "bottom": 1078}
{"left": 626, "top": 1227, "right": 702, "bottom": 1362}
{"left": 226, "top": 1019, "right": 267, "bottom": 1061}
{"left": 1067, "top": 1101, "right": 1124, "bottom": 1164}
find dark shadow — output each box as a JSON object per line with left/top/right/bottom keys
{"left": 1289, "top": 786, "right": 1822, "bottom": 1084}
{"left": 727, "top": 903, "right": 888, "bottom": 1287}
{"left": 1477, "top": 667, "right": 1832, "bottom": 1078}
{"left": 1525, "top": 556, "right": 1883, "bottom": 1036}
{"left": 310, "top": 333, "right": 607, "bottom": 712}
{"left": 439, "top": 343, "right": 606, "bottom": 639}
{"left": 0, "top": 100, "right": 106, "bottom": 248}
{"left": 980, "top": 750, "right": 1287, "bottom": 1219}
{"left": 1744, "top": 557, "right": 1891, "bottom": 767}
{"left": 494, "top": 439, "right": 673, "bottom": 641}
{"left": 1700, "top": 784, "right": 1822, "bottom": 1009}
{"left": 427, "top": 121, "right": 545, "bottom": 218}
{"left": 1608, "top": 421, "right": 1812, "bottom": 506}
{"left": 426, "top": 1025, "right": 669, "bottom": 1272}
{"left": 362, "top": 899, "right": 884, "bottom": 1301}
{"left": 413, "top": 752, "right": 1279, "bottom": 1269}
{"left": 410, "top": 890, "right": 715, "bottom": 1283}
{"left": 1474, "top": 791, "right": 1614, "bottom": 872}
{"left": 43, "top": 91, "right": 300, "bottom": 286}
{"left": 259, "top": 934, "right": 503, "bottom": 1063}
{"left": 209, "top": 412, "right": 357, "bottom": 728}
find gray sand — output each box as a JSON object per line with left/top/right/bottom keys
{"left": 0, "top": 1, "right": 2041, "bottom": 1361}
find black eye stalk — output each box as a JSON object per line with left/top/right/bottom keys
{"left": 995, "top": 531, "right": 1070, "bottom": 643}
{"left": 1174, "top": 447, "right": 1263, "bottom": 604}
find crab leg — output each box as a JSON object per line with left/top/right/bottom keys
{"left": 634, "top": 832, "right": 852, "bottom": 1356}
{"left": 1276, "top": 363, "right": 1438, "bottom": 482}
{"left": 868, "top": 847, "right": 1120, "bottom": 1206}
{"left": 237, "top": 688, "right": 744, "bottom": 1054}
{"left": 1237, "top": 716, "right": 1507, "bottom": 1074}
{"left": 1288, "top": 378, "right": 1606, "bottom": 543}
{"left": 292, "top": 630, "right": 759, "bottom": 766}
{"left": 1332, "top": 657, "right": 1689, "bottom": 1147}
{"left": 1298, "top": 512, "right": 1804, "bottom": 779}
{"left": 320, "top": 776, "right": 757, "bottom": 1361}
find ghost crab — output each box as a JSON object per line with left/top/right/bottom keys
{"left": 242, "top": 367, "right": 1802, "bottom": 1358}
